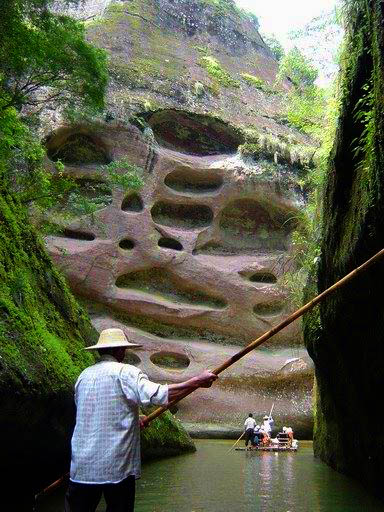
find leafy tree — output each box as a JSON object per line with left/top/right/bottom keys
{"left": 0, "top": 0, "right": 108, "bottom": 112}
{"left": 276, "top": 46, "right": 326, "bottom": 138}
{"left": 277, "top": 47, "right": 318, "bottom": 89}
{"left": 261, "top": 34, "right": 285, "bottom": 61}
{"left": 285, "top": 86, "right": 326, "bottom": 138}
{"left": 288, "top": 7, "right": 343, "bottom": 85}
{"left": 0, "top": 0, "right": 112, "bottom": 217}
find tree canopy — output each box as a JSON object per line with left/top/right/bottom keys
{"left": 0, "top": 0, "right": 108, "bottom": 113}
{"left": 262, "top": 34, "right": 285, "bottom": 61}
{"left": 0, "top": 0, "right": 109, "bottom": 211}
{"left": 278, "top": 47, "right": 318, "bottom": 89}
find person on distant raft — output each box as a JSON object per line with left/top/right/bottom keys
{"left": 286, "top": 426, "right": 294, "bottom": 445}
{"left": 244, "top": 413, "right": 257, "bottom": 449}
{"left": 261, "top": 414, "right": 274, "bottom": 438}
{"left": 251, "top": 424, "right": 261, "bottom": 448}
{"left": 65, "top": 328, "right": 218, "bottom": 512}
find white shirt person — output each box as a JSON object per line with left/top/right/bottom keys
{"left": 65, "top": 328, "right": 218, "bottom": 512}
{"left": 261, "top": 415, "right": 274, "bottom": 436}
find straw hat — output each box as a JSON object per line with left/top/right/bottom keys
{"left": 85, "top": 328, "right": 142, "bottom": 350}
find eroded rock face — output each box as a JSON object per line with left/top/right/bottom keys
{"left": 43, "top": 0, "right": 314, "bottom": 437}
{"left": 44, "top": 117, "right": 313, "bottom": 437}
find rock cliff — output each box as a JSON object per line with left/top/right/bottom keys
{"left": 304, "top": 0, "right": 384, "bottom": 498}
{"left": 44, "top": 0, "right": 315, "bottom": 437}
{"left": 0, "top": 188, "right": 194, "bottom": 507}
{"left": 0, "top": 189, "right": 96, "bottom": 505}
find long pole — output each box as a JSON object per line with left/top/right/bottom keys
{"left": 143, "top": 247, "right": 384, "bottom": 425}
{"left": 269, "top": 403, "right": 275, "bottom": 418}
{"left": 226, "top": 431, "right": 245, "bottom": 453}
{"left": 36, "top": 247, "right": 384, "bottom": 501}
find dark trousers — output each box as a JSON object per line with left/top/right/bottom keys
{"left": 64, "top": 475, "right": 136, "bottom": 512}
{"left": 244, "top": 428, "right": 254, "bottom": 446}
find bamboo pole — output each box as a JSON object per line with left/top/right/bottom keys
{"left": 34, "top": 473, "right": 69, "bottom": 504}
{"left": 35, "top": 247, "right": 384, "bottom": 500}
{"left": 226, "top": 431, "right": 245, "bottom": 453}
{"left": 143, "top": 247, "right": 384, "bottom": 425}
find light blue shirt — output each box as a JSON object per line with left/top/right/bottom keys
{"left": 70, "top": 355, "right": 168, "bottom": 484}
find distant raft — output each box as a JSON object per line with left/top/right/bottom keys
{"left": 235, "top": 445, "right": 298, "bottom": 452}
{"left": 236, "top": 438, "right": 299, "bottom": 452}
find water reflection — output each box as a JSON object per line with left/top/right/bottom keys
{"left": 39, "top": 440, "right": 384, "bottom": 512}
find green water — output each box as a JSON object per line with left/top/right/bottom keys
{"left": 40, "top": 440, "right": 384, "bottom": 512}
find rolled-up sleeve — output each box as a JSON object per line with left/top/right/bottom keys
{"left": 136, "top": 371, "right": 168, "bottom": 406}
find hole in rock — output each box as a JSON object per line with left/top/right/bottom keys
{"left": 46, "top": 133, "right": 111, "bottom": 166}
{"left": 144, "top": 110, "right": 244, "bottom": 155}
{"left": 46, "top": 179, "right": 112, "bottom": 218}
{"left": 254, "top": 301, "right": 284, "bottom": 317}
{"left": 119, "top": 239, "right": 135, "bottom": 250}
{"left": 151, "top": 202, "right": 213, "bottom": 229}
{"left": 122, "top": 193, "right": 144, "bottom": 212}
{"left": 124, "top": 352, "right": 141, "bottom": 366}
{"left": 120, "top": 313, "right": 245, "bottom": 346}
{"left": 116, "top": 268, "right": 226, "bottom": 309}
{"left": 248, "top": 272, "right": 277, "bottom": 284}
{"left": 219, "top": 198, "right": 295, "bottom": 252}
{"left": 150, "top": 351, "right": 190, "bottom": 370}
{"left": 60, "top": 179, "right": 113, "bottom": 216}
{"left": 58, "top": 229, "right": 95, "bottom": 241}
{"left": 158, "top": 237, "right": 183, "bottom": 251}
{"left": 164, "top": 169, "right": 223, "bottom": 194}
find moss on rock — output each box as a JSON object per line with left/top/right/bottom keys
{"left": 304, "top": 0, "right": 384, "bottom": 498}
{"left": 141, "top": 410, "right": 196, "bottom": 461}
{"left": 0, "top": 188, "right": 97, "bottom": 501}
{"left": 0, "top": 190, "right": 96, "bottom": 391}
{"left": 0, "top": 189, "right": 196, "bottom": 502}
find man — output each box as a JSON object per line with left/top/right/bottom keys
{"left": 250, "top": 424, "right": 261, "bottom": 449}
{"left": 65, "top": 328, "right": 217, "bottom": 512}
{"left": 261, "top": 414, "right": 274, "bottom": 438}
{"left": 243, "top": 413, "right": 256, "bottom": 449}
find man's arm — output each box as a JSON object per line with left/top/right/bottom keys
{"left": 139, "top": 370, "right": 218, "bottom": 429}
{"left": 167, "top": 370, "right": 218, "bottom": 402}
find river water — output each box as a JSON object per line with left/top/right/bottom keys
{"left": 40, "top": 440, "right": 384, "bottom": 512}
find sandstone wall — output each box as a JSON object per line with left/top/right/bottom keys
{"left": 44, "top": 0, "right": 315, "bottom": 437}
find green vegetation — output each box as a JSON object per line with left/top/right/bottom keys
{"left": 141, "top": 410, "right": 195, "bottom": 461}
{"left": 0, "top": 0, "right": 107, "bottom": 387}
{"left": 200, "top": 0, "right": 259, "bottom": 25}
{"left": 241, "top": 73, "right": 276, "bottom": 94}
{"left": 199, "top": 56, "right": 240, "bottom": 88}
{"left": 303, "top": 1, "right": 384, "bottom": 494}
{"left": 285, "top": 86, "right": 326, "bottom": 137}
{"left": 262, "top": 33, "right": 285, "bottom": 61}
{"left": 40, "top": 159, "right": 144, "bottom": 226}
{"left": 276, "top": 46, "right": 327, "bottom": 138}
{"left": 0, "top": 190, "right": 96, "bottom": 390}
{"left": 0, "top": 1, "right": 107, "bottom": 114}
{"left": 0, "top": 0, "right": 109, "bottom": 212}
{"left": 277, "top": 47, "right": 318, "bottom": 89}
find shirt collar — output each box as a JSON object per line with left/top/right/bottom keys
{"left": 100, "top": 354, "right": 118, "bottom": 363}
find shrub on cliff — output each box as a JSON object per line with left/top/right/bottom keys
{"left": 0, "top": 0, "right": 108, "bottom": 210}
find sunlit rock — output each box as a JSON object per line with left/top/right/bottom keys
{"left": 43, "top": 0, "right": 316, "bottom": 438}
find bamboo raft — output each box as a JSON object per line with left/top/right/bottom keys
{"left": 235, "top": 445, "right": 298, "bottom": 452}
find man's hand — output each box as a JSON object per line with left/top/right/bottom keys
{"left": 192, "top": 370, "right": 218, "bottom": 388}
{"left": 139, "top": 416, "right": 148, "bottom": 430}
